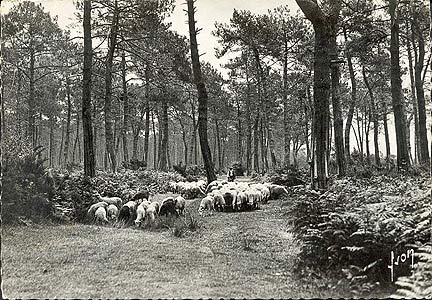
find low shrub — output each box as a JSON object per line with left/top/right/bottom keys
{"left": 393, "top": 242, "right": 432, "bottom": 299}
{"left": 52, "top": 169, "right": 185, "bottom": 222}
{"left": 286, "top": 175, "right": 431, "bottom": 296}
{"left": 173, "top": 163, "right": 187, "bottom": 177}
{"left": 184, "top": 164, "right": 206, "bottom": 177}
{"left": 2, "top": 146, "right": 56, "bottom": 224}
{"left": 121, "top": 158, "right": 147, "bottom": 170}
{"left": 264, "top": 165, "right": 308, "bottom": 187}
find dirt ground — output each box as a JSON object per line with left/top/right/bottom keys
{"left": 2, "top": 185, "right": 345, "bottom": 298}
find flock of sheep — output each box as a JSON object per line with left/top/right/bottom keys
{"left": 86, "top": 179, "right": 289, "bottom": 226}
{"left": 86, "top": 190, "right": 185, "bottom": 227}
{"left": 197, "top": 180, "right": 288, "bottom": 216}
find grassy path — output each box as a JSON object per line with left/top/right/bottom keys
{"left": 2, "top": 187, "right": 341, "bottom": 298}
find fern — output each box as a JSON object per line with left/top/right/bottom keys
{"left": 393, "top": 243, "right": 432, "bottom": 299}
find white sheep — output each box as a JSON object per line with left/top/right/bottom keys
{"left": 107, "top": 204, "right": 119, "bottom": 221}
{"left": 236, "top": 182, "right": 249, "bottom": 192}
{"left": 179, "top": 181, "right": 206, "bottom": 199}
{"left": 220, "top": 188, "right": 237, "bottom": 210}
{"left": 87, "top": 201, "right": 109, "bottom": 218}
{"left": 94, "top": 206, "right": 109, "bottom": 224}
{"left": 197, "top": 179, "right": 207, "bottom": 189}
{"left": 175, "top": 196, "right": 186, "bottom": 216}
{"left": 235, "top": 191, "right": 248, "bottom": 211}
{"left": 145, "top": 201, "right": 160, "bottom": 225}
{"left": 250, "top": 183, "right": 270, "bottom": 203}
{"left": 135, "top": 200, "right": 151, "bottom": 227}
{"left": 93, "top": 191, "right": 122, "bottom": 207}
{"left": 211, "top": 190, "right": 226, "bottom": 212}
{"left": 198, "top": 195, "right": 214, "bottom": 216}
{"left": 118, "top": 200, "right": 139, "bottom": 223}
{"left": 207, "top": 185, "right": 221, "bottom": 193}
{"left": 265, "top": 183, "right": 289, "bottom": 200}
{"left": 245, "top": 188, "right": 261, "bottom": 210}
{"left": 206, "top": 180, "right": 221, "bottom": 193}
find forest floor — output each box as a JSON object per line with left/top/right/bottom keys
{"left": 2, "top": 177, "right": 368, "bottom": 298}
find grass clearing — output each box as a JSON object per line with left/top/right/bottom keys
{"left": 2, "top": 195, "right": 348, "bottom": 298}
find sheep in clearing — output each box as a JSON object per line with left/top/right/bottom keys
{"left": 245, "top": 189, "right": 261, "bottom": 210}
{"left": 135, "top": 200, "right": 151, "bottom": 227}
{"left": 205, "top": 180, "right": 221, "bottom": 193}
{"left": 235, "top": 191, "right": 248, "bottom": 211}
{"left": 145, "top": 202, "right": 160, "bottom": 225}
{"left": 266, "top": 184, "right": 288, "bottom": 200}
{"left": 250, "top": 183, "right": 270, "bottom": 203}
{"left": 132, "top": 189, "right": 150, "bottom": 202}
{"left": 93, "top": 191, "right": 122, "bottom": 207}
{"left": 118, "top": 200, "right": 138, "bottom": 223}
{"left": 159, "top": 197, "right": 178, "bottom": 217}
{"left": 94, "top": 206, "right": 109, "bottom": 224}
{"left": 221, "top": 189, "right": 237, "bottom": 211}
{"left": 87, "top": 201, "right": 109, "bottom": 218}
{"left": 107, "top": 204, "right": 119, "bottom": 221}
{"left": 175, "top": 196, "right": 186, "bottom": 216}
{"left": 211, "top": 190, "right": 226, "bottom": 212}
{"left": 198, "top": 195, "right": 214, "bottom": 216}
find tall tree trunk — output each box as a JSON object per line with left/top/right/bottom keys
{"left": 82, "top": 0, "right": 96, "bottom": 177}
{"left": 365, "top": 117, "right": 371, "bottom": 165}
{"left": 313, "top": 26, "right": 331, "bottom": 188}
{"left": 285, "top": 135, "right": 291, "bottom": 166}
{"left": 189, "top": 123, "right": 197, "bottom": 165}
{"left": 283, "top": 32, "right": 291, "bottom": 167}
{"left": 158, "top": 99, "right": 168, "bottom": 171}
{"left": 222, "top": 138, "right": 226, "bottom": 170}
{"left": 29, "top": 47, "right": 36, "bottom": 149}
{"left": 412, "top": 14, "right": 430, "bottom": 166}
{"left": 212, "top": 120, "right": 217, "bottom": 166}
{"left": 92, "top": 104, "right": 98, "bottom": 169}
{"left": 72, "top": 113, "right": 80, "bottom": 164}
{"left": 260, "top": 117, "right": 266, "bottom": 172}
{"left": 296, "top": 0, "right": 340, "bottom": 188}
{"left": 430, "top": 0, "right": 432, "bottom": 174}
{"left": 121, "top": 50, "right": 129, "bottom": 163}
{"left": 143, "top": 66, "right": 150, "bottom": 166}
{"left": 383, "top": 103, "right": 391, "bottom": 163}
{"left": 252, "top": 48, "right": 268, "bottom": 173}
{"left": 104, "top": 0, "right": 119, "bottom": 172}
{"left": 132, "top": 130, "right": 139, "bottom": 160}
{"left": 236, "top": 99, "right": 243, "bottom": 163}
{"left": 353, "top": 107, "right": 362, "bottom": 158}
{"left": 152, "top": 111, "right": 157, "bottom": 169}
{"left": 362, "top": 66, "right": 380, "bottom": 167}
{"left": 327, "top": 115, "right": 332, "bottom": 166}
{"left": 215, "top": 117, "right": 222, "bottom": 170}
{"left": 406, "top": 19, "right": 420, "bottom": 164}
{"left": 330, "top": 33, "right": 346, "bottom": 176}
{"left": 343, "top": 27, "right": 356, "bottom": 162}
{"left": 186, "top": 0, "right": 217, "bottom": 182}
{"left": 245, "top": 56, "right": 252, "bottom": 175}
{"left": 253, "top": 114, "right": 260, "bottom": 173}
{"left": 64, "top": 78, "right": 72, "bottom": 165}
{"left": 293, "top": 139, "right": 299, "bottom": 168}
{"left": 305, "top": 86, "right": 312, "bottom": 162}
{"left": 58, "top": 120, "right": 65, "bottom": 166}
{"left": 389, "top": 0, "right": 411, "bottom": 171}
{"left": 167, "top": 136, "right": 172, "bottom": 169}
{"left": 49, "top": 116, "right": 55, "bottom": 167}
{"left": 179, "top": 118, "right": 188, "bottom": 165}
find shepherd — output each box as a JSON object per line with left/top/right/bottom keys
{"left": 227, "top": 167, "right": 235, "bottom": 182}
